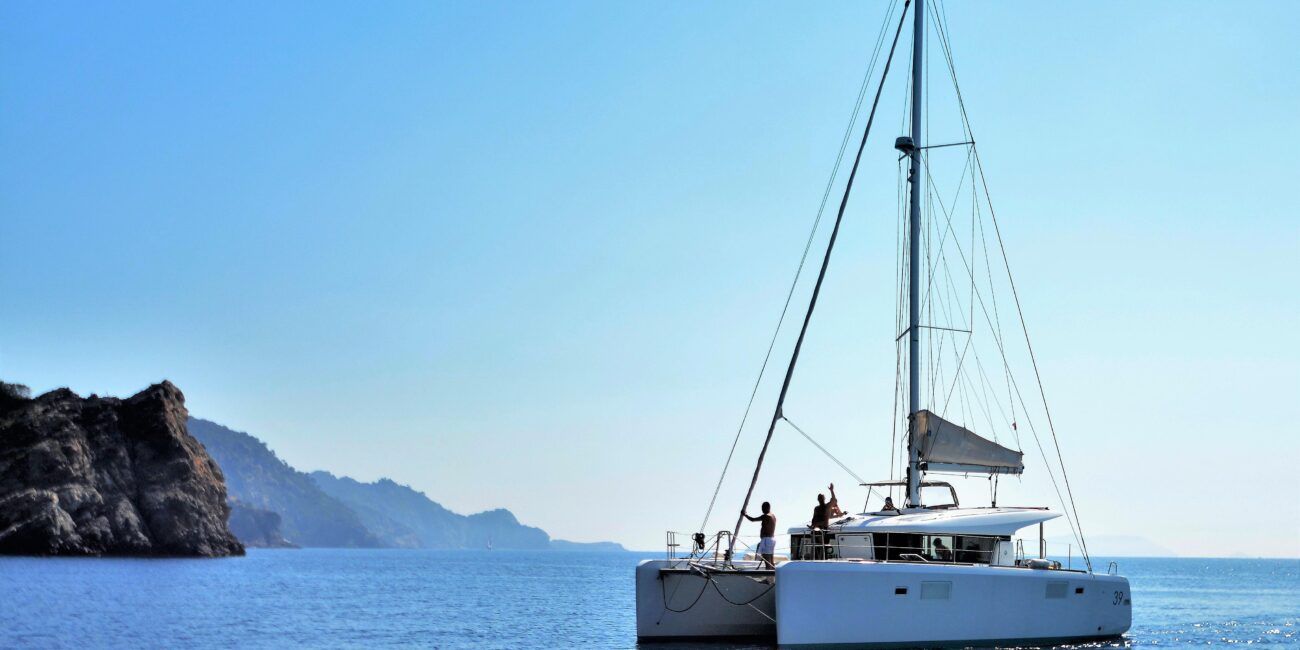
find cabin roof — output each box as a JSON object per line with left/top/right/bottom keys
{"left": 787, "top": 507, "right": 1060, "bottom": 537}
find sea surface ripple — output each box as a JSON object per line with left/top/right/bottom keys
{"left": 1, "top": 551, "right": 1295, "bottom": 648}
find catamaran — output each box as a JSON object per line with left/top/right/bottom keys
{"left": 634, "top": 1, "right": 1132, "bottom": 646}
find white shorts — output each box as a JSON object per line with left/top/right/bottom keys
{"left": 757, "top": 537, "right": 776, "bottom": 555}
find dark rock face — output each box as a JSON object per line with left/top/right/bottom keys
{"left": 228, "top": 502, "right": 296, "bottom": 548}
{"left": 0, "top": 382, "right": 244, "bottom": 557}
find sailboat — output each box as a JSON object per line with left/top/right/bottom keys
{"left": 634, "top": 1, "right": 1132, "bottom": 646}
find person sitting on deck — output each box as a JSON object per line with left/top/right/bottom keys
{"left": 811, "top": 493, "right": 831, "bottom": 530}
{"left": 742, "top": 502, "right": 777, "bottom": 569}
{"left": 826, "top": 483, "right": 845, "bottom": 518}
{"left": 881, "top": 496, "right": 898, "bottom": 512}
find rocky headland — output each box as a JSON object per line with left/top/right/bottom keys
{"left": 0, "top": 381, "right": 244, "bottom": 557}
{"left": 227, "top": 501, "right": 296, "bottom": 548}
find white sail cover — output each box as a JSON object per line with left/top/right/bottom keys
{"left": 912, "top": 410, "right": 1024, "bottom": 475}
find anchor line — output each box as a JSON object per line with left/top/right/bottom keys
{"left": 658, "top": 568, "right": 777, "bottom": 615}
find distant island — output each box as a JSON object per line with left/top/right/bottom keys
{"left": 189, "top": 417, "right": 624, "bottom": 551}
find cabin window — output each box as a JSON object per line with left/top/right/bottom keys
{"left": 894, "top": 587, "right": 908, "bottom": 595}
{"left": 874, "top": 533, "right": 921, "bottom": 561}
{"left": 1046, "top": 581, "right": 1068, "bottom": 599}
{"left": 873, "top": 533, "right": 1000, "bottom": 563}
{"left": 791, "top": 533, "right": 839, "bottom": 560}
{"left": 953, "top": 536, "right": 997, "bottom": 564}
{"left": 926, "top": 535, "right": 955, "bottom": 562}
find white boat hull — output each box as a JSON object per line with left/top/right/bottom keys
{"left": 635, "top": 559, "right": 777, "bottom": 640}
{"left": 775, "top": 561, "right": 1131, "bottom": 647}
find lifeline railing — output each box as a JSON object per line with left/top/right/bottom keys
{"left": 1015, "top": 537, "right": 1080, "bottom": 570}
{"left": 662, "top": 531, "right": 796, "bottom": 573}
{"left": 667, "top": 530, "right": 1090, "bottom": 572}
{"left": 665, "top": 530, "right": 742, "bottom": 562}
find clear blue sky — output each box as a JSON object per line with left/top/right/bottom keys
{"left": 2, "top": 1, "right": 1297, "bottom": 557}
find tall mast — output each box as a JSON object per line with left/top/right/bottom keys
{"left": 905, "top": 0, "right": 924, "bottom": 508}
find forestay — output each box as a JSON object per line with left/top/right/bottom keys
{"left": 912, "top": 410, "right": 1024, "bottom": 475}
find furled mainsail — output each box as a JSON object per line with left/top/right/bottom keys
{"left": 912, "top": 410, "right": 1024, "bottom": 475}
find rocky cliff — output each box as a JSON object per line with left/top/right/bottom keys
{"left": 0, "top": 381, "right": 244, "bottom": 557}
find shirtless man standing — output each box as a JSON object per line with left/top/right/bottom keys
{"left": 742, "top": 502, "right": 777, "bottom": 569}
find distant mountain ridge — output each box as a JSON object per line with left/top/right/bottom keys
{"left": 309, "top": 472, "right": 550, "bottom": 549}
{"left": 189, "top": 417, "right": 623, "bottom": 551}
{"left": 188, "top": 418, "right": 380, "bottom": 548}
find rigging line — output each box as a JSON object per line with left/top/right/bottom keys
{"left": 697, "top": 0, "right": 899, "bottom": 535}
{"left": 957, "top": 352, "right": 1001, "bottom": 443}
{"left": 920, "top": 170, "right": 972, "bottom": 418}
{"left": 969, "top": 146, "right": 976, "bottom": 348}
{"left": 919, "top": 154, "right": 993, "bottom": 429}
{"left": 926, "top": 192, "right": 977, "bottom": 421}
{"left": 975, "top": 198, "right": 1018, "bottom": 447}
{"left": 925, "top": 157, "right": 938, "bottom": 404}
{"left": 970, "top": 178, "right": 1015, "bottom": 434}
{"left": 782, "top": 416, "right": 871, "bottom": 490}
{"left": 728, "top": 0, "right": 913, "bottom": 562}
{"left": 957, "top": 360, "right": 975, "bottom": 431}
{"left": 977, "top": 205, "right": 1013, "bottom": 436}
{"left": 917, "top": 149, "right": 974, "bottom": 324}
{"left": 910, "top": 131, "right": 1088, "bottom": 557}
{"left": 889, "top": 340, "right": 902, "bottom": 484}
{"left": 961, "top": 342, "right": 1007, "bottom": 439}
{"left": 939, "top": 333, "right": 973, "bottom": 415}
{"left": 931, "top": 0, "right": 1091, "bottom": 570}
{"left": 975, "top": 150, "right": 1093, "bottom": 572}
{"left": 974, "top": 356, "right": 1003, "bottom": 442}
{"left": 889, "top": 154, "right": 906, "bottom": 485}
{"left": 934, "top": 180, "right": 1088, "bottom": 559}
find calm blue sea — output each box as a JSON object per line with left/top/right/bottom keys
{"left": 0, "top": 551, "right": 1295, "bottom": 648}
